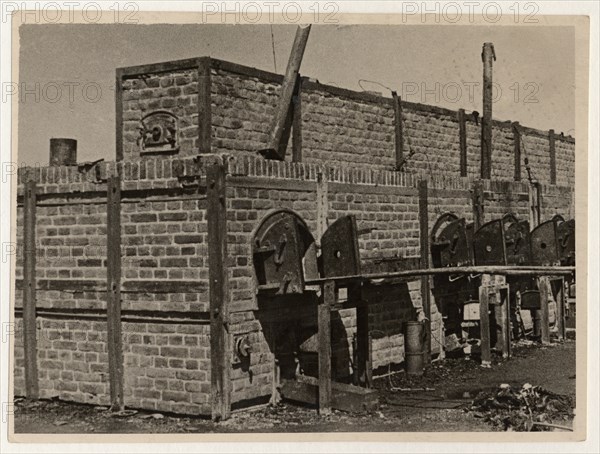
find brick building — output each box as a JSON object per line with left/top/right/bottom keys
{"left": 13, "top": 56, "right": 575, "bottom": 418}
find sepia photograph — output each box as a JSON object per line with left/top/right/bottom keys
{"left": 0, "top": 1, "right": 597, "bottom": 451}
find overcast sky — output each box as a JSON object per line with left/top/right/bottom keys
{"left": 17, "top": 24, "right": 575, "bottom": 164}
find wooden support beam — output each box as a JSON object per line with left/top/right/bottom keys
{"left": 481, "top": 42, "right": 495, "bottom": 179}
{"left": 551, "top": 277, "right": 566, "bottom": 341}
{"left": 207, "top": 161, "right": 230, "bottom": 421}
{"left": 493, "top": 286, "right": 511, "bottom": 359}
{"left": 458, "top": 108, "right": 467, "bottom": 177}
{"left": 304, "top": 265, "right": 575, "bottom": 286}
{"left": 479, "top": 275, "right": 492, "bottom": 367}
{"left": 270, "top": 355, "right": 281, "bottom": 405}
{"left": 292, "top": 76, "right": 303, "bottom": 162}
{"left": 318, "top": 280, "right": 334, "bottom": 415}
{"left": 513, "top": 122, "right": 521, "bottom": 181}
{"left": 352, "top": 283, "right": 371, "bottom": 387}
{"left": 115, "top": 71, "right": 124, "bottom": 161}
{"left": 538, "top": 276, "right": 550, "bottom": 345}
{"left": 281, "top": 376, "right": 378, "bottom": 413}
{"left": 23, "top": 180, "right": 39, "bottom": 399}
{"left": 418, "top": 179, "right": 431, "bottom": 361}
{"left": 393, "top": 92, "right": 404, "bottom": 170}
{"left": 316, "top": 171, "right": 328, "bottom": 240}
{"left": 106, "top": 176, "right": 124, "bottom": 411}
{"left": 472, "top": 179, "right": 485, "bottom": 230}
{"left": 198, "top": 57, "right": 212, "bottom": 154}
{"left": 529, "top": 182, "right": 541, "bottom": 228}
{"left": 262, "top": 25, "right": 311, "bottom": 160}
{"left": 549, "top": 129, "right": 556, "bottom": 185}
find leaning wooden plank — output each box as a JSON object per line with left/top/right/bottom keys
{"left": 281, "top": 377, "right": 379, "bottom": 413}
{"left": 260, "top": 25, "right": 311, "bottom": 160}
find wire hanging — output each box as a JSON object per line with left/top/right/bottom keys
{"left": 270, "top": 25, "right": 278, "bottom": 73}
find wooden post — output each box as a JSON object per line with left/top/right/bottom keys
{"left": 479, "top": 275, "right": 492, "bottom": 367}
{"left": 292, "top": 76, "right": 303, "bottom": 162}
{"left": 529, "top": 182, "right": 541, "bottom": 228}
{"left": 549, "top": 129, "right": 556, "bottom": 185}
{"left": 418, "top": 179, "right": 431, "bottom": 361}
{"left": 393, "top": 92, "right": 404, "bottom": 170}
{"left": 270, "top": 355, "right": 281, "bottom": 405}
{"left": 198, "top": 57, "right": 212, "bottom": 154}
{"left": 115, "top": 70, "right": 124, "bottom": 161}
{"left": 318, "top": 280, "right": 334, "bottom": 415}
{"left": 352, "top": 284, "right": 371, "bottom": 387}
{"left": 316, "top": 171, "right": 328, "bottom": 240}
{"left": 207, "top": 161, "right": 231, "bottom": 421}
{"left": 23, "top": 180, "right": 39, "bottom": 399}
{"left": 494, "top": 286, "right": 511, "bottom": 359}
{"left": 538, "top": 276, "right": 550, "bottom": 345}
{"left": 458, "top": 108, "right": 467, "bottom": 177}
{"left": 106, "top": 176, "right": 124, "bottom": 411}
{"left": 513, "top": 122, "right": 521, "bottom": 181}
{"left": 481, "top": 42, "right": 495, "bottom": 179}
{"left": 262, "top": 25, "right": 311, "bottom": 160}
{"left": 553, "top": 277, "right": 566, "bottom": 341}
{"left": 472, "top": 180, "right": 485, "bottom": 230}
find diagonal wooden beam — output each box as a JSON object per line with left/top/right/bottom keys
{"left": 260, "top": 25, "right": 311, "bottom": 160}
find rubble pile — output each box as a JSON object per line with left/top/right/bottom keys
{"left": 468, "top": 383, "right": 574, "bottom": 431}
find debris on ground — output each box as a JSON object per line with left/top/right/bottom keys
{"left": 467, "top": 383, "right": 574, "bottom": 431}
{"left": 13, "top": 342, "right": 575, "bottom": 434}
{"left": 110, "top": 409, "right": 138, "bottom": 418}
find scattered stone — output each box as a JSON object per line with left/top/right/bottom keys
{"left": 139, "top": 413, "right": 164, "bottom": 420}
{"left": 110, "top": 409, "right": 138, "bottom": 418}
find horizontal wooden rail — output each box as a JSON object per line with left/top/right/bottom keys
{"left": 305, "top": 265, "right": 575, "bottom": 285}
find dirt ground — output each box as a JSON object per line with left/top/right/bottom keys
{"left": 13, "top": 340, "right": 575, "bottom": 434}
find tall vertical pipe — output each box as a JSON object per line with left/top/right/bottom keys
{"left": 481, "top": 43, "right": 495, "bottom": 179}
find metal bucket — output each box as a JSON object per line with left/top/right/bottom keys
{"left": 405, "top": 321, "right": 426, "bottom": 375}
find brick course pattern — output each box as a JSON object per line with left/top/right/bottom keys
{"left": 13, "top": 56, "right": 575, "bottom": 415}
{"left": 14, "top": 154, "right": 575, "bottom": 414}
{"left": 116, "top": 58, "right": 574, "bottom": 187}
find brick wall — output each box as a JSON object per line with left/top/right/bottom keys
{"left": 17, "top": 101, "right": 575, "bottom": 414}
{"left": 120, "top": 65, "right": 199, "bottom": 162}
{"left": 541, "top": 184, "right": 575, "bottom": 221}
{"left": 15, "top": 158, "right": 213, "bottom": 415}
{"left": 301, "top": 84, "right": 395, "bottom": 169}
{"left": 211, "top": 65, "right": 280, "bottom": 156}
{"left": 483, "top": 179, "right": 531, "bottom": 223}
{"left": 116, "top": 58, "right": 575, "bottom": 187}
